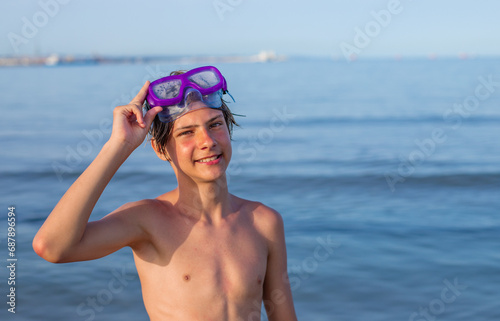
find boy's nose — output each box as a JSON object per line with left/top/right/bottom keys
{"left": 197, "top": 127, "right": 216, "bottom": 149}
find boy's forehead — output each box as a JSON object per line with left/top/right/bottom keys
{"left": 173, "top": 107, "right": 223, "bottom": 128}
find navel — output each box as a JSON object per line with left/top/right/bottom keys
{"left": 257, "top": 276, "right": 262, "bottom": 285}
{"left": 183, "top": 274, "right": 191, "bottom": 282}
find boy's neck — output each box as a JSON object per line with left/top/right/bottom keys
{"left": 175, "top": 176, "right": 232, "bottom": 224}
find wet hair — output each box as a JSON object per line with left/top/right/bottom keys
{"left": 147, "top": 70, "right": 239, "bottom": 160}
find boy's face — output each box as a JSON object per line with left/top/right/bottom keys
{"left": 165, "top": 104, "right": 232, "bottom": 183}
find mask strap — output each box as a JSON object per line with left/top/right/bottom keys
{"left": 224, "top": 90, "right": 236, "bottom": 103}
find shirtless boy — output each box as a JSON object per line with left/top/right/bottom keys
{"left": 33, "top": 66, "right": 298, "bottom": 321}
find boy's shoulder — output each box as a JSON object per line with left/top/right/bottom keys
{"left": 108, "top": 195, "right": 176, "bottom": 225}
{"left": 113, "top": 197, "right": 172, "bottom": 214}
{"left": 120, "top": 189, "right": 179, "bottom": 212}
{"left": 232, "top": 195, "right": 285, "bottom": 235}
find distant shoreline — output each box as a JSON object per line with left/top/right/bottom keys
{"left": 2, "top": 53, "right": 499, "bottom": 68}
{"left": 0, "top": 51, "right": 287, "bottom": 67}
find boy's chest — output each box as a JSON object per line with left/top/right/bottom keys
{"left": 178, "top": 225, "right": 267, "bottom": 295}
{"left": 142, "top": 221, "right": 269, "bottom": 301}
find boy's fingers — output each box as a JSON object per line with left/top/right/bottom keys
{"left": 137, "top": 108, "right": 148, "bottom": 127}
{"left": 125, "top": 104, "right": 146, "bottom": 127}
{"left": 144, "top": 106, "right": 163, "bottom": 127}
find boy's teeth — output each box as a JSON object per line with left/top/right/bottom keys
{"left": 198, "top": 155, "right": 218, "bottom": 163}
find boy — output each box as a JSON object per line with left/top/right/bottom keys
{"left": 33, "top": 66, "right": 298, "bottom": 321}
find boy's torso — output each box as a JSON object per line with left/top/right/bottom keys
{"left": 130, "top": 193, "right": 270, "bottom": 320}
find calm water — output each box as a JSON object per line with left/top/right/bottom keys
{"left": 1, "top": 58, "right": 500, "bottom": 320}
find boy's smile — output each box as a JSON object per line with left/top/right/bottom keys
{"left": 195, "top": 154, "right": 222, "bottom": 165}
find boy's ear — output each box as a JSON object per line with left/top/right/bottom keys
{"left": 151, "top": 140, "right": 171, "bottom": 162}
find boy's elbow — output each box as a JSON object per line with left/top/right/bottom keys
{"left": 32, "top": 235, "right": 66, "bottom": 264}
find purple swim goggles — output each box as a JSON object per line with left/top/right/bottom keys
{"left": 146, "top": 66, "right": 234, "bottom": 123}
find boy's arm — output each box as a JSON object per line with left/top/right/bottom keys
{"left": 262, "top": 209, "right": 299, "bottom": 321}
{"left": 32, "top": 82, "right": 162, "bottom": 263}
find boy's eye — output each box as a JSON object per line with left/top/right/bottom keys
{"left": 210, "top": 122, "right": 223, "bottom": 128}
{"left": 179, "top": 130, "right": 193, "bottom": 136}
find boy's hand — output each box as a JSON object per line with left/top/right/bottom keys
{"left": 109, "top": 81, "right": 162, "bottom": 150}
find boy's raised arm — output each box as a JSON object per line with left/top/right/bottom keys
{"left": 33, "top": 82, "right": 162, "bottom": 263}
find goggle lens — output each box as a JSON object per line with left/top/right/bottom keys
{"left": 188, "top": 71, "right": 221, "bottom": 89}
{"left": 151, "top": 79, "right": 182, "bottom": 100}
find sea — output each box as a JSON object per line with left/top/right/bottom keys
{"left": 1, "top": 57, "right": 499, "bottom": 321}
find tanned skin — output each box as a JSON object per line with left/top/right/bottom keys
{"left": 33, "top": 82, "right": 298, "bottom": 321}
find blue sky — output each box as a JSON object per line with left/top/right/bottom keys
{"left": 1, "top": 0, "right": 500, "bottom": 59}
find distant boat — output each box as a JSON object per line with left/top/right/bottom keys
{"left": 45, "top": 54, "right": 59, "bottom": 66}
{"left": 251, "top": 50, "right": 287, "bottom": 63}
